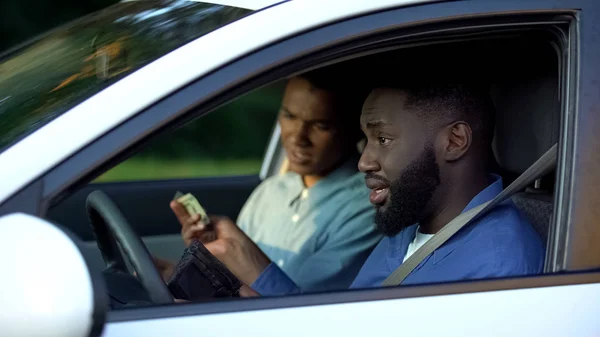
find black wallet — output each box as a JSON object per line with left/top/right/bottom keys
{"left": 167, "top": 239, "right": 242, "bottom": 301}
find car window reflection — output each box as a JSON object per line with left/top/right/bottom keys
{"left": 0, "top": 0, "right": 251, "bottom": 152}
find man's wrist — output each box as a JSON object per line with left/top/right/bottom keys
{"left": 251, "top": 262, "right": 301, "bottom": 296}
{"left": 247, "top": 249, "right": 271, "bottom": 285}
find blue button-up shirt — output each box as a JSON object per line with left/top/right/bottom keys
{"left": 238, "top": 156, "right": 382, "bottom": 292}
{"left": 252, "top": 175, "right": 545, "bottom": 295}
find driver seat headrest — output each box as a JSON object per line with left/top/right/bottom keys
{"left": 490, "top": 73, "right": 560, "bottom": 175}
{"left": 490, "top": 72, "right": 559, "bottom": 249}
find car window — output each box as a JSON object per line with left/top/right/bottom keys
{"left": 95, "top": 82, "right": 284, "bottom": 182}
{"left": 0, "top": 0, "right": 252, "bottom": 153}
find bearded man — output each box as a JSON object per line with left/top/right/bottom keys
{"left": 188, "top": 83, "right": 545, "bottom": 295}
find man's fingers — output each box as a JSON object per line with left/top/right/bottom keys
{"left": 184, "top": 214, "right": 201, "bottom": 227}
{"left": 183, "top": 224, "right": 205, "bottom": 237}
{"left": 208, "top": 215, "right": 239, "bottom": 235}
{"left": 170, "top": 200, "right": 189, "bottom": 223}
{"left": 171, "top": 200, "right": 205, "bottom": 229}
{"left": 184, "top": 224, "right": 217, "bottom": 244}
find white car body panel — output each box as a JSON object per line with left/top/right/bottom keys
{"left": 122, "top": 0, "right": 283, "bottom": 10}
{"left": 0, "top": 0, "right": 436, "bottom": 204}
{"left": 0, "top": 214, "right": 95, "bottom": 337}
{"left": 105, "top": 282, "right": 600, "bottom": 337}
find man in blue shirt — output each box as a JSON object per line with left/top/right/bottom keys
{"left": 168, "top": 71, "right": 382, "bottom": 292}
{"left": 184, "top": 82, "right": 545, "bottom": 296}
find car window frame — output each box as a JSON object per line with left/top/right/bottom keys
{"left": 3, "top": 0, "right": 599, "bottom": 321}
{"left": 41, "top": 5, "right": 584, "bottom": 278}
{"left": 259, "top": 123, "right": 284, "bottom": 180}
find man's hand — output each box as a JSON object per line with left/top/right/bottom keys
{"left": 169, "top": 201, "right": 270, "bottom": 286}
{"left": 152, "top": 256, "right": 175, "bottom": 282}
{"left": 170, "top": 201, "right": 216, "bottom": 246}
{"left": 195, "top": 215, "right": 271, "bottom": 286}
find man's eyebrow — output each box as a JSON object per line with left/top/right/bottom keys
{"left": 281, "top": 107, "right": 294, "bottom": 115}
{"left": 281, "top": 107, "right": 334, "bottom": 123}
{"left": 364, "top": 120, "right": 391, "bottom": 129}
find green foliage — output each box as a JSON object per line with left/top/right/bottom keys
{"left": 95, "top": 157, "right": 263, "bottom": 182}
{"left": 1, "top": 0, "right": 120, "bottom": 52}
{"left": 99, "top": 82, "right": 284, "bottom": 181}
{"left": 135, "top": 83, "right": 284, "bottom": 160}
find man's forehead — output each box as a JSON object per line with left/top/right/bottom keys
{"left": 361, "top": 88, "right": 408, "bottom": 122}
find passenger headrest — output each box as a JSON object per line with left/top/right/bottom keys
{"left": 490, "top": 73, "right": 560, "bottom": 174}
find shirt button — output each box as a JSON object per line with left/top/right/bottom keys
{"left": 301, "top": 189, "right": 309, "bottom": 199}
{"left": 292, "top": 214, "right": 300, "bottom": 222}
{"left": 277, "top": 259, "right": 285, "bottom": 267}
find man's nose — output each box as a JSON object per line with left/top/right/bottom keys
{"left": 290, "top": 122, "right": 311, "bottom": 147}
{"left": 358, "top": 143, "right": 381, "bottom": 173}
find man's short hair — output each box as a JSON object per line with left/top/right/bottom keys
{"left": 295, "top": 68, "right": 369, "bottom": 140}
{"left": 395, "top": 83, "right": 496, "bottom": 152}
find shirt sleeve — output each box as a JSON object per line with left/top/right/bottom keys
{"left": 280, "top": 199, "right": 381, "bottom": 293}
{"left": 251, "top": 200, "right": 380, "bottom": 295}
{"left": 251, "top": 262, "right": 301, "bottom": 296}
{"left": 293, "top": 205, "right": 380, "bottom": 292}
{"left": 349, "top": 236, "right": 392, "bottom": 289}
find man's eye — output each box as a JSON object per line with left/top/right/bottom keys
{"left": 315, "top": 123, "right": 331, "bottom": 131}
{"left": 378, "top": 137, "right": 391, "bottom": 145}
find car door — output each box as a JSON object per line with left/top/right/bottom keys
{"left": 98, "top": 1, "right": 599, "bottom": 336}
{"left": 3, "top": 0, "right": 600, "bottom": 336}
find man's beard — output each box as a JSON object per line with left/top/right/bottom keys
{"left": 374, "top": 144, "right": 441, "bottom": 237}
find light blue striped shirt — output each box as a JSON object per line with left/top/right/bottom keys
{"left": 237, "top": 157, "right": 382, "bottom": 293}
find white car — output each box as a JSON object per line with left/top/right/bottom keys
{"left": 1, "top": 0, "right": 599, "bottom": 336}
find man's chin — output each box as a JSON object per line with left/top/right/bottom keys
{"left": 287, "top": 162, "right": 317, "bottom": 175}
{"left": 374, "top": 208, "right": 410, "bottom": 237}
{"left": 375, "top": 200, "right": 389, "bottom": 211}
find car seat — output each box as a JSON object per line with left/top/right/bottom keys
{"left": 491, "top": 72, "right": 560, "bottom": 249}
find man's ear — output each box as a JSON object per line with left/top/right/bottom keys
{"left": 437, "top": 121, "right": 472, "bottom": 162}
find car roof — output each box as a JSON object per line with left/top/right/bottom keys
{"left": 0, "top": 0, "right": 439, "bottom": 204}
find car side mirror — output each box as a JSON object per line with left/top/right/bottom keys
{"left": 0, "top": 213, "right": 107, "bottom": 337}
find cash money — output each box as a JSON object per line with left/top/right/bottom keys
{"left": 173, "top": 191, "right": 210, "bottom": 224}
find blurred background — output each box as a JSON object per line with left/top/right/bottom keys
{"left": 1, "top": 0, "right": 283, "bottom": 183}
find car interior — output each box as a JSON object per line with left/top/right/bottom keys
{"left": 45, "top": 29, "right": 561, "bottom": 308}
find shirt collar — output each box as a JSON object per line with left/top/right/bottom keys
{"left": 431, "top": 173, "right": 504, "bottom": 264}
{"left": 285, "top": 155, "right": 360, "bottom": 206}
{"left": 462, "top": 174, "right": 503, "bottom": 213}
{"left": 313, "top": 155, "right": 360, "bottom": 189}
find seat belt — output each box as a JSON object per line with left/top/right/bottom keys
{"left": 381, "top": 143, "right": 558, "bottom": 287}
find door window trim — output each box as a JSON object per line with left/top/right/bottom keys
{"left": 259, "top": 123, "right": 284, "bottom": 180}
{"left": 107, "top": 270, "right": 600, "bottom": 322}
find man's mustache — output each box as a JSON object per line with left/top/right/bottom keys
{"left": 365, "top": 173, "right": 391, "bottom": 185}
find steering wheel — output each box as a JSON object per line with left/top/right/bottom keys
{"left": 85, "top": 190, "right": 173, "bottom": 304}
